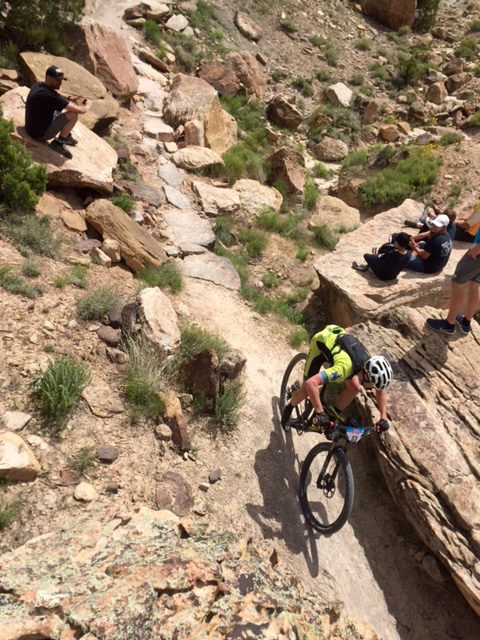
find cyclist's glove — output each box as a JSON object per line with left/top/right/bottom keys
{"left": 376, "top": 419, "right": 389, "bottom": 433}
{"left": 313, "top": 412, "right": 331, "bottom": 428}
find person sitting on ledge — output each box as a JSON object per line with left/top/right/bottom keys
{"left": 405, "top": 214, "right": 453, "bottom": 274}
{"left": 352, "top": 232, "right": 411, "bottom": 281}
{"left": 25, "top": 65, "right": 92, "bottom": 160}
{"left": 454, "top": 202, "right": 480, "bottom": 243}
{"left": 413, "top": 208, "right": 456, "bottom": 241}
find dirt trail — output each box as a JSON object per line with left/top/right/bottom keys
{"left": 85, "top": 2, "right": 479, "bottom": 637}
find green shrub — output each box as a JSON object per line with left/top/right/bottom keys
{"left": 0, "top": 500, "right": 19, "bottom": 530}
{"left": 187, "top": 0, "right": 219, "bottom": 30}
{"left": 361, "top": 148, "right": 440, "bottom": 207}
{"left": 32, "top": 355, "right": 90, "bottom": 433}
{"left": 177, "top": 324, "right": 231, "bottom": 362}
{"left": 296, "top": 246, "right": 309, "bottom": 261}
{"left": 22, "top": 258, "right": 41, "bottom": 278}
{"left": 349, "top": 73, "right": 364, "bottom": 86}
{"left": 324, "top": 46, "right": 339, "bottom": 67}
{"left": 69, "top": 447, "right": 96, "bottom": 472}
{"left": 356, "top": 37, "right": 372, "bottom": 51}
{"left": 214, "top": 216, "right": 235, "bottom": 247}
{"left": 310, "top": 35, "right": 329, "bottom": 47}
{"left": 304, "top": 177, "right": 319, "bottom": 210}
{"left": 124, "top": 336, "right": 167, "bottom": 423}
{"left": 144, "top": 19, "right": 164, "bottom": 47}
{"left": 117, "top": 159, "right": 139, "bottom": 182}
{"left": 215, "top": 379, "right": 245, "bottom": 428}
{"left": 0, "top": 107, "right": 46, "bottom": 211}
{"left": 293, "top": 76, "right": 314, "bottom": 97}
{"left": 342, "top": 149, "right": 368, "bottom": 168}
{"left": 257, "top": 208, "right": 280, "bottom": 231}
{"left": 238, "top": 228, "right": 268, "bottom": 258}
{"left": 449, "top": 183, "right": 462, "bottom": 198}
{"left": 0, "top": 40, "right": 18, "bottom": 69}
{"left": 471, "top": 19, "right": 480, "bottom": 32}
{"left": 136, "top": 262, "right": 184, "bottom": 293}
{"left": 414, "top": 0, "right": 440, "bottom": 31}
{"left": 54, "top": 264, "right": 89, "bottom": 290}
{"left": 289, "top": 326, "right": 309, "bottom": 348}
{"left": 455, "top": 37, "right": 477, "bottom": 60}
{"left": 311, "top": 226, "right": 338, "bottom": 251}
{"left": 261, "top": 271, "right": 280, "bottom": 288}
{"left": 469, "top": 111, "right": 480, "bottom": 126}
{"left": 0, "top": 212, "right": 61, "bottom": 257}
{"left": 395, "top": 53, "right": 431, "bottom": 86}
{"left": 439, "top": 132, "right": 463, "bottom": 146}
{"left": 397, "top": 26, "right": 411, "bottom": 36}
{"left": 76, "top": 286, "right": 122, "bottom": 321}
{"left": 370, "top": 62, "right": 392, "bottom": 86}
{"left": 280, "top": 19, "right": 297, "bottom": 33}
{"left": 111, "top": 194, "right": 134, "bottom": 213}
{"left": 313, "top": 162, "right": 329, "bottom": 178}
{"left": 0, "top": 265, "right": 42, "bottom": 298}
{"left": 316, "top": 68, "right": 332, "bottom": 82}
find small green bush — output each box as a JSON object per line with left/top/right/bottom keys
{"left": 310, "top": 35, "right": 329, "bottom": 47}
{"left": 0, "top": 41, "right": 18, "bottom": 69}
{"left": 439, "top": 132, "right": 463, "bottom": 147}
{"left": 449, "top": 183, "right": 462, "bottom": 198}
{"left": 76, "top": 286, "right": 122, "bottom": 321}
{"left": 177, "top": 324, "right": 231, "bottom": 363}
{"left": 370, "top": 62, "right": 391, "bottom": 86}
{"left": 0, "top": 265, "right": 42, "bottom": 298}
{"left": 136, "top": 262, "right": 184, "bottom": 293}
{"left": 279, "top": 19, "right": 297, "bottom": 33}
{"left": 0, "top": 213, "right": 62, "bottom": 257}
{"left": 238, "top": 228, "right": 268, "bottom": 258}
{"left": 111, "top": 194, "right": 135, "bottom": 213}
{"left": 215, "top": 379, "right": 245, "bottom": 428}
{"left": 324, "top": 46, "right": 339, "bottom": 67}
{"left": 69, "top": 447, "right": 97, "bottom": 472}
{"left": 32, "top": 355, "right": 90, "bottom": 433}
{"left": 471, "top": 19, "right": 480, "bottom": 32}
{"left": 311, "top": 226, "right": 338, "bottom": 251}
{"left": 261, "top": 271, "right": 280, "bottom": 288}
{"left": 414, "top": 0, "right": 440, "bottom": 31}
{"left": 289, "top": 326, "right": 309, "bottom": 348}
{"left": 349, "top": 73, "right": 364, "bottom": 86}
{"left": 0, "top": 500, "right": 19, "bottom": 530}
{"left": 469, "top": 111, "right": 480, "bottom": 127}
{"left": 455, "top": 37, "right": 477, "bottom": 60}
{"left": 54, "top": 264, "right": 89, "bottom": 290}
{"left": 0, "top": 107, "right": 47, "bottom": 211}
{"left": 316, "top": 68, "right": 332, "bottom": 82}
{"left": 22, "top": 258, "right": 41, "bottom": 278}
{"left": 313, "top": 162, "right": 329, "bottom": 178}
{"left": 397, "top": 26, "right": 411, "bottom": 36}
{"left": 117, "top": 159, "right": 139, "bottom": 182}
{"left": 342, "top": 149, "right": 368, "bottom": 168}
{"left": 356, "top": 37, "right": 372, "bottom": 51}
{"left": 304, "top": 177, "right": 319, "bottom": 210}
{"left": 144, "top": 19, "right": 163, "bottom": 46}
{"left": 293, "top": 76, "right": 314, "bottom": 97}
{"left": 257, "top": 208, "right": 280, "bottom": 231}
{"left": 124, "top": 336, "right": 167, "bottom": 423}
{"left": 214, "top": 216, "right": 235, "bottom": 247}
{"left": 296, "top": 246, "right": 309, "bottom": 261}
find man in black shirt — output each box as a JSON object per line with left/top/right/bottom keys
{"left": 405, "top": 214, "right": 453, "bottom": 274}
{"left": 25, "top": 65, "right": 92, "bottom": 159}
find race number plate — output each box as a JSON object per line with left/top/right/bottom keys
{"left": 346, "top": 427, "right": 365, "bottom": 442}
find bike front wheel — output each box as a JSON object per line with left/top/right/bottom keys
{"left": 299, "top": 443, "right": 354, "bottom": 534}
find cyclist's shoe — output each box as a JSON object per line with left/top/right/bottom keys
{"left": 49, "top": 138, "right": 73, "bottom": 159}
{"left": 375, "top": 418, "right": 390, "bottom": 433}
{"left": 309, "top": 412, "right": 330, "bottom": 433}
{"left": 281, "top": 403, "right": 294, "bottom": 432}
{"left": 324, "top": 425, "right": 335, "bottom": 441}
{"left": 425, "top": 318, "right": 455, "bottom": 334}
{"left": 58, "top": 133, "right": 78, "bottom": 146}
{"left": 456, "top": 314, "right": 471, "bottom": 335}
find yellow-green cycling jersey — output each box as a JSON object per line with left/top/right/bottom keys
{"left": 303, "top": 325, "right": 371, "bottom": 384}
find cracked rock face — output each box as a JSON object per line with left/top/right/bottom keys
{"left": 0, "top": 506, "right": 379, "bottom": 639}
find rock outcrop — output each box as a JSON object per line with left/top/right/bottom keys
{"left": 351, "top": 310, "right": 480, "bottom": 616}
{"left": 360, "top": 0, "right": 417, "bottom": 30}
{"left": 313, "top": 199, "right": 468, "bottom": 327}
{"left": 85, "top": 199, "right": 167, "bottom": 271}
{"left": 0, "top": 506, "right": 380, "bottom": 639}
{"left": 0, "top": 87, "right": 118, "bottom": 193}
{"left": 18, "top": 52, "right": 119, "bottom": 131}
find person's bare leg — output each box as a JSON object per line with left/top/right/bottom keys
{"left": 446, "top": 280, "right": 465, "bottom": 324}
{"left": 59, "top": 112, "right": 78, "bottom": 138}
{"left": 463, "top": 281, "right": 480, "bottom": 321}
{"left": 335, "top": 377, "right": 361, "bottom": 412}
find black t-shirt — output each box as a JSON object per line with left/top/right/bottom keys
{"left": 364, "top": 250, "right": 410, "bottom": 281}
{"left": 423, "top": 232, "right": 452, "bottom": 273}
{"left": 25, "top": 82, "right": 68, "bottom": 139}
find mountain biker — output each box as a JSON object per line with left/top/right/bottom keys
{"left": 281, "top": 325, "right": 392, "bottom": 433}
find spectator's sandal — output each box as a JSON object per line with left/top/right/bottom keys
{"left": 351, "top": 261, "right": 369, "bottom": 272}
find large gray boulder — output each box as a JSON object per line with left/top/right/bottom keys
{"left": 351, "top": 310, "right": 480, "bottom": 616}
{"left": 313, "top": 199, "right": 467, "bottom": 327}
{"left": 0, "top": 87, "right": 118, "bottom": 194}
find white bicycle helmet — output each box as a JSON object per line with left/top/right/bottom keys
{"left": 364, "top": 356, "right": 393, "bottom": 390}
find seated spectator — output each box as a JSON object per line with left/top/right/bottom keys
{"left": 406, "top": 214, "right": 453, "bottom": 274}
{"left": 404, "top": 203, "right": 439, "bottom": 229}
{"left": 352, "top": 232, "right": 411, "bottom": 281}
{"left": 415, "top": 208, "right": 456, "bottom": 241}
{"left": 25, "top": 65, "right": 92, "bottom": 160}
{"left": 454, "top": 203, "right": 480, "bottom": 242}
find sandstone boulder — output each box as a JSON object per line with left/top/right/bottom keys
{"left": 233, "top": 179, "right": 283, "bottom": 217}
{"left": 183, "top": 254, "right": 241, "bottom": 290}
{"left": 379, "top": 124, "right": 400, "bottom": 142}
{"left": 446, "top": 72, "right": 472, "bottom": 95}
{"left": 171, "top": 146, "right": 223, "bottom": 170}
{"left": 0, "top": 87, "right": 118, "bottom": 193}
{"left": 192, "top": 182, "right": 240, "bottom": 216}
{"left": 360, "top": 0, "right": 416, "bottom": 29}
{"left": 163, "top": 74, "right": 237, "bottom": 155}
{"left": 0, "top": 507, "right": 380, "bottom": 637}
{"left": 325, "top": 83, "right": 353, "bottom": 108}
{"left": 314, "top": 137, "right": 349, "bottom": 162}
{"left": 267, "top": 147, "right": 306, "bottom": 205}
{"left": 18, "top": 52, "right": 119, "bottom": 131}
{"left": 313, "top": 199, "right": 468, "bottom": 327}
{"left": 138, "top": 287, "right": 181, "bottom": 353}
{"left": 426, "top": 81, "right": 447, "bottom": 105}
{"left": 0, "top": 432, "right": 41, "bottom": 481}
{"left": 73, "top": 22, "right": 139, "bottom": 99}
{"left": 362, "top": 98, "right": 382, "bottom": 125}
{"left": 350, "top": 309, "right": 480, "bottom": 616}
{"left": 265, "top": 95, "right": 302, "bottom": 130}
{"left": 234, "top": 10, "right": 262, "bottom": 41}
{"left": 180, "top": 349, "right": 220, "bottom": 412}
{"left": 158, "top": 390, "right": 191, "bottom": 451}
{"left": 162, "top": 209, "right": 215, "bottom": 251}
{"left": 309, "top": 195, "right": 360, "bottom": 234}
{"left": 85, "top": 199, "right": 167, "bottom": 271}
{"left": 198, "top": 52, "right": 266, "bottom": 99}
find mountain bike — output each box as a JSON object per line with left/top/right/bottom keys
{"left": 280, "top": 352, "right": 380, "bottom": 535}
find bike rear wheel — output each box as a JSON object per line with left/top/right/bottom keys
{"left": 299, "top": 442, "right": 354, "bottom": 534}
{"left": 280, "top": 353, "right": 309, "bottom": 429}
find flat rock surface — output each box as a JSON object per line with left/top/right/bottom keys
{"left": 313, "top": 199, "right": 469, "bottom": 326}
{"left": 183, "top": 253, "right": 241, "bottom": 290}
{"left": 162, "top": 209, "right": 215, "bottom": 247}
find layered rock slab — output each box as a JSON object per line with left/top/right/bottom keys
{"left": 313, "top": 199, "right": 468, "bottom": 326}
{"left": 0, "top": 507, "right": 379, "bottom": 639}
{"left": 350, "top": 309, "right": 480, "bottom": 616}
{"left": 0, "top": 87, "right": 118, "bottom": 194}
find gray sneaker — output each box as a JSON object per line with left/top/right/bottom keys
{"left": 456, "top": 314, "right": 471, "bottom": 335}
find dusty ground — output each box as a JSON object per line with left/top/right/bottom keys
{"left": 1, "top": 1, "right": 480, "bottom": 639}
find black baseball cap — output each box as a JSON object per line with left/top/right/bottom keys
{"left": 46, "top": 65, "right": 67, "bottom": 81}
